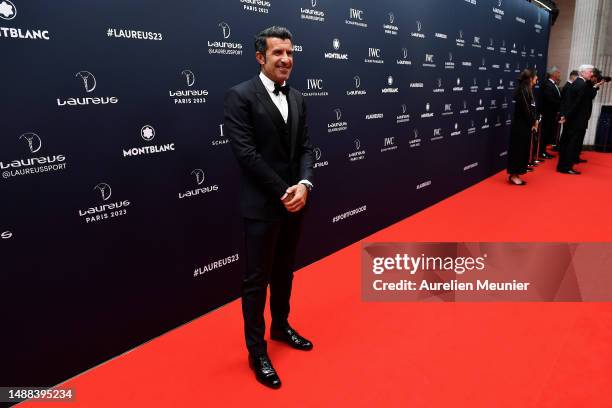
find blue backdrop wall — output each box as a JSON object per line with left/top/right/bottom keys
{"left": 0, "top": 0, "right": 550, "bottom": 386}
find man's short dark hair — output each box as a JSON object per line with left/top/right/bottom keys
{"left": 570, "top": 70, "right": 579, "bottom": 77}
{"left": 254, "top": 26, "right": 293, "bottom": 54}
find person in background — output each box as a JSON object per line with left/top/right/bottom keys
{"left": 557, "top": 65, "right": 595, "bottom": 174}
{"left": 561, "top": 70, "right": 579, "bottom": 99}
{"left": 507, "top": 68, "right": 539, "bottom": 185}
{"left": 538, "top": 66, "right": 562, "bottom": 159}
{"left": 554, "top": 70, "right": 579, "bottom": 151}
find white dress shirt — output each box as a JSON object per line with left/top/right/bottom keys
{"left": 258, "top": 71, "right": 313, "bottom": 193}
{"left": 259, "top": 71, "right": 289, "bottom": 123}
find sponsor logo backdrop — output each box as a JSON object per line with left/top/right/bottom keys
{"left": 0, "top": 0, "right": 549, "bottom": 386}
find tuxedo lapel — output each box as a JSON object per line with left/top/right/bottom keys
{"left": 252, "top": 76, "right": 287, "bottom": 136}
{"left": 288, "top": 89, "right": 299, "bottom": 161}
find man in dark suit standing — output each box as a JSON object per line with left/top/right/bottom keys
{"left": 538, "top": 67, "right": 562, "bottom": 159}
{"left": 557, "top": 64, "right": 597, "bottom": 174}
{"left": 224, "top": 26, "right": 314, "bottom": 389}
{"left": 561, "top": 70, "right": 579, "bottom": 99}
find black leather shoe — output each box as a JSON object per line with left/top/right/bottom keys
{"left": 558, "top": 169, "right": 581, "bottom": 175}
{"left": 249, "top": 354, "right": 281, "bottom": 389}
{"left": 271, "top": 325, "right": 313, "bottom": 351}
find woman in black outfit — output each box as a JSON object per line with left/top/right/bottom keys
{"left": 507, "top": 68, "right": 539, "bottom": 185}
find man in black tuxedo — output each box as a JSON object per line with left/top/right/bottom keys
{"left": 561, "top": 70, "right": 579, "bottom": 99}
{"left": 224, "top": 26, "right": 314, "bottom": 389}
{"left": 538, "top": 67, "right": 562, "bottom": 159}
{"left": 557, "top": 65, "right": 600, "bottom": 174}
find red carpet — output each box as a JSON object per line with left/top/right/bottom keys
{"left": 23, "top": 151, "right": 612, "bottom": 407}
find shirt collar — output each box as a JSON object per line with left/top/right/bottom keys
{"left": 549, "top": 78, "right": 557, "bottom": 85}
{"left": 259, "top": 71, "right": 286, "bottom": 94}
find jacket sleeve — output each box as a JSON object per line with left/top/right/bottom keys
{"left": 224, "top": 88, "right": 289, "bottom": 198}
{"left": 298, "top": 96, "right": 314, "bottom": 183}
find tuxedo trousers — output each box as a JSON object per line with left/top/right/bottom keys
{"left": 557, "top": 126, "right": 586, "bottom": 171}
{"left": 242, "top": 213, "right": 303, "bottom": 357}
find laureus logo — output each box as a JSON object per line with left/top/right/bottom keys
{"left": 354, "top": 76, "right": 361, "bottom": 88}
{"left": 19, "top": 132, "right": 42, "bottom": 153}
{"left": 416, "top": 21, "right": 422, "bottom": 32}
{"left": 388, "top": 12, "right": 394, "bottom": 24}
{"left": 311, "top": 0, "right": 317, "bottom": 6}
{"left": 354, "top": 139, "right": 361, "bottom": 150}
{"left": 328, "top": 108, "right": 347, "bottom": 133}
{"left": 402, "top": 48, "right": 408, "bottom": 59}
{"left": 94, "top": 183, "right": 112, "bottom": 201}
{"left": 191, "top": 168, "right": 205, "bottom": 185}
{"left": 181, "top": 70, "right": 195, "bottom": 87}
{"left": 140, "top": 125, "right": 155, "bottom": 142}
{"left": 179, "top": 169, "right": 219, "bottom": 199}
{"left": 0, "top": 0, "right": 16, "bottom": 20}
{"left": 75, "top": 71, "right": 97, "bottom": 93}
{"left": 218, "top": 22, "right": 231, "bottom": 39}
{"left": 401, "top": 104, "right": 407, "bottom": 114}
{"left": 333, "top": 108, "right": 342, "bottom": 121}
{"left": 388, "top": 76, "right": 394, "bottom": 86}
{"left": 313, "top": 147, "right": 329, "bottom": 168}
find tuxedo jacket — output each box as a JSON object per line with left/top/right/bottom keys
{"left": 560, "top": 78, "right": 598, "bottom": 131}
{"left": 539, "top": 79, "right": 561, "bottom": 118}
{"left": 561, "top": 81, "right": 572, "bottom": 100}
{"left": 224, "top": 75, "right": 314, "bottom": 220}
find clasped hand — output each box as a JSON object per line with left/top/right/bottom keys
{"left": 280, "top": 184, "right": 308, "bottom": 213}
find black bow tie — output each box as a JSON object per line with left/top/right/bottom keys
{"left": 273, "top": 83, "right": 290, "bottom": 96}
